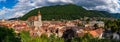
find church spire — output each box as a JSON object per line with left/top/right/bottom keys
{"left": 2, "top": 16, "right": 5, "bottom": 22}
{"left": 38, "top": 11, "right": 41, "bottom": 16}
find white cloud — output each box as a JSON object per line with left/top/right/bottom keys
{"left": 0, "top": 7, "right": 9, "bottom": 15}
{"left": 0, "top": 0, "right": 120, "bottom": 19}
{"left": 72, "top": 0, "right": 120, "bottom": 13}
{"left": 0, "top": 9, "right": 6, "bottom": 15}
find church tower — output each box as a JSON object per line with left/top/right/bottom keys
{"left": 38, "top": 11, "right": 41, "bottom": 21}
{"left": 37, "top": 11, "right": 42, "bottom": 27}
{"left": 27, "top": 11, "right": 42, "bottom": 28}
{"left": 2, "top": 16, "right": 5, "bottom": 22}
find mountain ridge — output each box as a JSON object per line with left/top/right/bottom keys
{"left": 16, "top": 4, "right": 118, "bottom": 20}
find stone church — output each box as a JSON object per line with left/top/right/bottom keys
{"left": 27, "top": 11, "right": 42, "bottom": 28}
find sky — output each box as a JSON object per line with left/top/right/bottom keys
{"left": 0, "top": 0, "right": 120, "bottom": 19}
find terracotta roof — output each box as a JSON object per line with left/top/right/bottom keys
{"left": 27, "top": 16, "right": 38, "bottom": 21}
{"left": 27, "top": 11, "right": 42, "bottom": 21}
{"left": 89, "top": 30, "right": 98, "bottom": 37}
{"left": 89, "top": 28, "right": 103, "bottom": 37}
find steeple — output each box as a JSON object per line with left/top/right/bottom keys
{"left": 37, "top": 10, "right": 42, "bottom": 27}
{"left": 37, "top": 10, "right": 42, "bottom": 21}
{"left": 38, "top": 11, "right": 41, "bottom": 16}
{"left": 2, "top": 16, "right": 5, "bottom": 22}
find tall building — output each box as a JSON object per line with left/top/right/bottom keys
{"left": 27, "top": 11, "right": 42, "bottom": 28}
{"left": 1, "top": 16, "right": 5, "bottom": 22}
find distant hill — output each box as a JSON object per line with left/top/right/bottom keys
{"left": 19, "top": 4, "right": 114, "bottom": 21}
{"left": 8, "top": 18, "right": 18, "bottom": 20}
{"left": 111, "top": 13, "right": 120, "bottom": 18}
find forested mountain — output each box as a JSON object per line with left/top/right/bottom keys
{"left": 111, "top": 13, "right": 120, "bottom": 18}
{"left": 19, "top": 4, "right": 113, "bottom": 20}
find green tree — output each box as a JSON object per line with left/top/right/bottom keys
{"left": 94, "top": 23, "right": 98, "bottom": 29}
{"left": 0, "top": 26, "right": 21, "bottom": 42}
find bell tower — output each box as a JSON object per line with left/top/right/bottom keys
{"left": 37, "top": 11, "right": 42, "bottom": 27}
{"left": 38, "top": 11, "right": 41, "bottom": 21}
{"left": 2, "top": 16, "right": 5, "bottom": 22}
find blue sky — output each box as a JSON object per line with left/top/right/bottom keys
{"left": 0, "top": 0, "right": 120, "bottom": 19}
{"left": 0, "top": 0, "right": 18, "bottom": 9}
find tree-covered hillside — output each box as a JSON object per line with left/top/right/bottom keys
{"left": 20, "top": 4, "right": 112, "bottom": 20}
